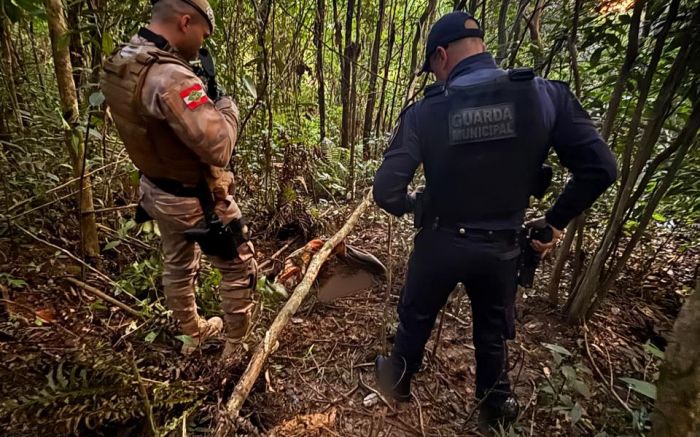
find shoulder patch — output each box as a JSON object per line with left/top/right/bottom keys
{"left": 508, "top": 68, "right": 535, "bottom": 81}
{"left": 180, "top": 84, "right": 209, "bottom": 110}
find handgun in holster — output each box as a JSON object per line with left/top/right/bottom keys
{"left": 183, "top": 183, "right": 249, "bottom": 261}
{"left": 517, "top": 224, "right": 553, "bottom": 288}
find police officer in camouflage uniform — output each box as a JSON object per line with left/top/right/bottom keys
{"left": 373, "top": 11, "right": 617, "bottom": 432}
{"left": 100, "top": 0, "right": 256, "bottom": 358}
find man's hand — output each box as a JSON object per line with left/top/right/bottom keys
{"left": 525, "top": 217, "right": 563, "bottom": 256}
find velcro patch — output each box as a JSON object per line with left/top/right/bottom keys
{"left": 180, "top": 84, "right": 209, "bottom": 110}
{"left": 449, "top": 103, "right": 517, "bottom": 144}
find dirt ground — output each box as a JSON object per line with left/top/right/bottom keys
{"left": 0, "top": 205, "right": 696, "bottom": 436}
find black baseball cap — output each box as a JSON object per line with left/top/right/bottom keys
{"left": 421, "top": 11, "right": 484, "bottom": 73}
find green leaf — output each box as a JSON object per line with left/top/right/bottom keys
{"left": 644, "top": 341, "right": 665, "bottom": 360}
{"left": 242, "top": 75, "right": 257, "bottom": 99}
{"left": 573, "top": 379, "right": 592, "bottom": 398}
{"left": 543, "top": 343, "right": 573, "bottom": 356}
{"left": 144, "top": 331, "right": 158, "bottom": 343}
{"left": 570, "top": 402, "right": 582, "bottom": 424}
{"left": 102, "top": 33, "right": 115, "bottom": 55}
{"left": 104, "top": 240, "right": 121, "bottom": 251}
{"left": 89, "top": 91, "right": 105, "bottom": 107}
{"left": 175, "top": 334, "right": 195, "bottom": 346}
{"left": 561, "top": 365, "right": 576, "bottom": 381}
{"left": 652, "top": 212, "right": 667, "bottom": 222}
{"left": 620, "top": 377, "right": 656, "bottom": 400}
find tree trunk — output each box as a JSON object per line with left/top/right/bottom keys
{"left": 403, "top": 0, "right": 437, "bottom": 106}
{"left": 347, "top": 0, "right": 361, "bottom": 198}
{"left": 548, "top": 0, "right": 584, "bottom": 302}
{"left": 651, "top": 279, "right": 700, "bottom": 437}
{"left": 565, "top": 29, "right": 696, "bottom": 322}
{"left": 0, "top": 18, "right": 24, "bottom": 131}
{"left": 44, "top": 0, "right": 100, "bottom": 258}
{"left": 496, "top": 0, "right": 510, "bottom": 65}
{"left": 374, "top": 13, "right": 395, "bottom": 144}
{"left": 600, "top": 0, "right": 645, "bottom": 141}
{"left": 361, "top": 0, "right": 385, "bottom": 159}
{"left": 528, "top": 0, "right": 545, "bottom": 71}
{"left": 386, "top": 2, "right": 409, "bottom": 131}
{"left": 339, "top": 0, "right": 355, "bottom": 157}
{"left": 313, "top": 0, "right": 327, "bottom": 144}
{"left": 67, "top": 0, "right": 84, "bottom": 99}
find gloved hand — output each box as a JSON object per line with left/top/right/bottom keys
{"left": 525, "top": 217, "right": 562, "bottom": 255}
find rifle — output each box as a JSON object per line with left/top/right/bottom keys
{"left": 192, "top": 47, "right": 222, "bottom": 101}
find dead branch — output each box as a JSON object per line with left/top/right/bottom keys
{"left": 214, "top": 193, "right": 372, "bottom": 435}
{"left": 65, "top": 277, "right": 142, "bottom": 318}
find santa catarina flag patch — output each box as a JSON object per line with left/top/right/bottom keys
{"left": 180, "top": 84, "right": 208, "bottom": 110}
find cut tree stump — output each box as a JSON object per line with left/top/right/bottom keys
{"left": 214, "top": 193, "right": 372, "bottom": 436}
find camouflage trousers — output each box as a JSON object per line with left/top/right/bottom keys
{"left": 139, "top": 177, "right": 257, "bottom": 340}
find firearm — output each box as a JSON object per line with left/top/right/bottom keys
{"left": 192, "top": 47, "right": 222, "bottom": 101}
{"left": 517, "top": 164, "right": 554, "bottom": 287}
{"left": 517, "top": 224, "right": 553, "bottom": 288}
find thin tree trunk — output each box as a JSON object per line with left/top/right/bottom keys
{"left": 528, "top": 0, "right": 545, "bottom": 71}
{"left": 386, "top": 1, "right": 409, "bottom": 130}
{"left": 44, "top": 0, "right": 100, "bottom": 258}
{"left": 348, "top": 0, "right": 361, "bottom": 198}
{"left": 340, "top": 0, "right": 355, "bottom": 157}
{"left": 374, "top": 9, "right": 396, "bottom": 144}
{"left": 362, "top": 0, "right": 385, "bottom": 159}
{"left": 600, "top": 0, "right": 645, "bottom": 141}
{"left": 597, "top": 102, "right": 700, "bottom": 301}
{"left": 565, "top": 28, "right": 696, "bottom": 321}
{"left": 313, "top": 0, "right": 327, "bottom": 143}
{"left": 67, "top": 0, "right": 84, "bottom": 99}
{"left": 404, "top": 0, "right": 437, "bottom": 106}
{"left": 0, "top": 18, "right": 23, "bottom": 131}
{"left": 548, "top": 0, "right": 584, "bottom": 302}
{"left": 496, "top": 0, "right": 510, "bottom": 65}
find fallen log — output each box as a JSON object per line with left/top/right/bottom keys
{"left": 214, "top": 193, "right": 372, "bottom": 436}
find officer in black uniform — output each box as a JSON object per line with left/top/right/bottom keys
{"left": 372, "top": 11, "right": 617, "bottom": 432}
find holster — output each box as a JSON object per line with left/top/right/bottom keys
{"left": 181, "top": 182, "right": 249, "bottom": 261}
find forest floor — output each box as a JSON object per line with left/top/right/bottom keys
{"left": 0, "top": 200, "right": 697, "bottom": 436}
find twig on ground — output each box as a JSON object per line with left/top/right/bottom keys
{"left": 14, "top": 223, "right": 143, "bottom": 304}
{"left": 583, "top": 323, "right": 633, "bottom": 414}
{"left": 380, "top": 213, "right": 393, "bottom": 355}
{"left": 65, "top": 277, "right": 142, "bottom": 318}
{"left": 127, "top": 343, "right": 157, "bottom": 435}
{"left": 257, "top": 237, "right": 299, "bottom": 271}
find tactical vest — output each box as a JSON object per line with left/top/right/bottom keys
{"left": 419, "top": 70, "right": 549, "bottom": 224}
{"left": 101, "top": 46, "right": 205, "bottom": 186}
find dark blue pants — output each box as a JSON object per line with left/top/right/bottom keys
{"left": 392, "top": 227, "right": 519, "bottom": 406}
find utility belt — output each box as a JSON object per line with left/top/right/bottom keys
{"left": 139, "top": 176, "right": 249, "bottom": 261}
{"left": 429, "top": 219, "right": 519, "bottom": 243}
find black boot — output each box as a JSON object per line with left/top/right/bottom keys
{"left": 374, "top": 355, "right": 412, "bottom": 402}
{"left": 477, "top": 395, "right": 519, "bottom": 434}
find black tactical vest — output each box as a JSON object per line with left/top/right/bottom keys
{"left": 419, "top": 70, "right": 549, "bottom": 224}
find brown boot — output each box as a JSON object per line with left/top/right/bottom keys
{"left": 181, "top": 316, "right": 223, "bottom": 355}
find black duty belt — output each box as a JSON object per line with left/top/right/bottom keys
{"left": 146, "top": 176, "right": 200, "bottom": 198}
{"left": 434, "top": 224, "right": 519, "bottom": 241}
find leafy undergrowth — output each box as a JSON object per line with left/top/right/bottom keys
{"left": 0, "top": 204, "right": 696, "bottom": 436}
